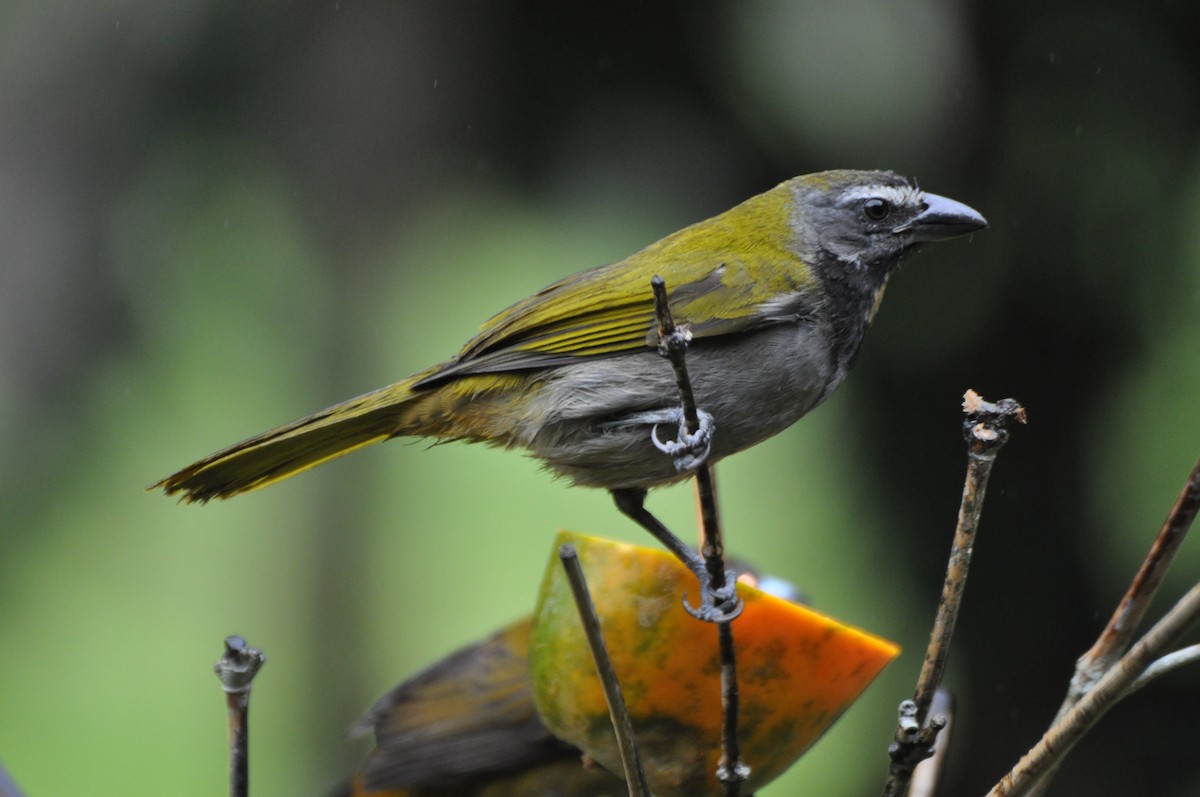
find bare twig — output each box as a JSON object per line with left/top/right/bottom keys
{"left": 650, "top": 277, "right": 729, "bottom": 593}
{"left": 908, "top": 689, "right": 955, "bottom": 797}
{"left": 715, "top": 618, "right": 749, "bottom": 796}
{"left": 651, "top": 276, "right": 747, "bottom": 796}
{"left": 649, "top": 276, "right": 737, "bottom": 616}
{"left": 1128, "top": 643, "right": 1200, "bottom": 694}
{"left": 882, "top": 390, "right": 1025, "bottom": 797}
{"left": 987, "top": 583, "right": 1200, "bottom": 797}
{"left": 558, "top": 544, "right": 651, "bottom": 797}
{"left": 1062, "top": 457, "right": 1200, "bottom": 704}
{"left": 651, "top": 276, "right": 703, "bottom": 440}
{"left": 214, "top": 635, "right": 265, "bottom": 797}
{"left": 1006, "top": 457, "right": 1200, "bottom": 797}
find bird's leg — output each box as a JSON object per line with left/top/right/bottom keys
{"left": 611, "top": 487, "right": 697, "bottom": 566}
{"left": 611, "top": 487, "right": 741, "bottom": 623}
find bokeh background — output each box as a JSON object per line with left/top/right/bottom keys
{"left": 2, "top": 1, "right": 1199, "bottom": 795}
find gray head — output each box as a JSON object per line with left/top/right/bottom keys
{"left": 784, "top": 170, "right": 987, "bottom": 388}
{"left": 789, "top": 169, "right": 987, "bottom": 273}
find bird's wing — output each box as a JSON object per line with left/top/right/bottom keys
{"left": 354, "top": 620, "right": 574, "bottom": 790}
{"left": 418, "top": 231, "right": 815, "bottom": 385}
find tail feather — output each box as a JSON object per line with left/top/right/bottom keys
{"left": 152, "top": 379, "right": 420, "bottom": 503}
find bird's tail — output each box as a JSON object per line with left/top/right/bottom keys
{"left": 152, "top": 376, "right": 428, "bottom": 503}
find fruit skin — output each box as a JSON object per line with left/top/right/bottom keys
{"left": 529, "top": 531, "right": 900, "bottom": 797}
{"left": 153, "top": 170, "right": 985, "bottom": 502}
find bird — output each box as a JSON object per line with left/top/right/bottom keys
{"left": 333, "top": 618, "right": 623, "bottom": 797}
{"left": 153, "top": 170, "right": 985, "bottom": 597}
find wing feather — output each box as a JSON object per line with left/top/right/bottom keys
{"left": 419, "top": 189, "right": 815, "bottom": 385}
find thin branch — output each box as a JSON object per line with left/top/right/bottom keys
{"left": 715, "top": 618, "right": 749, "bottom": 795}
{"left": 651, "top": 275, "right": 747, "bottom": 796}
{"left": 695, "top": 463, "right": 731, "bottom": 601}
{"left": 651, "top": 276, "right": 703, "bottom": 439}
{"left": 1064, "top": 456, "right": 1200, "bottom": 701}
{"left": 1023, "top": 456, "right": 1200, "bottom": 797}
{"left": 649, "top": 276, "right": 738, "bottom": 616}
{"left": 214, "top": 635, "right": 265, "bottom": 797}
{"left": 558, "top": 544, "right": 651, "bottom": 797}
{"left": 986, "top": 583, "right": 1200, "bottom": 797}
{"left": 1128, "top": 643, "right": 1200, "bottom": 694}
{"left": 882, "top": 390, "right": 1025, "bottom": 797}
{"left": 908, "top": 689, "right": 955, "bottom": 797}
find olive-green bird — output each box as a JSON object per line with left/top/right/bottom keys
{"left": 154, "top": 170, "right": 984, "bottom": 545}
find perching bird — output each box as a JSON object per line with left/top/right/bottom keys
{"left": 154, "top": 170, "right": 985, "bottom": 601}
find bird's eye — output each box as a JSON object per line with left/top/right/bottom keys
{"left": 862, "top": 198, "right": 891, "bottom": 221}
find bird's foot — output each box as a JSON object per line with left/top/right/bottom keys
{"left": 683, "top": 563, "right": 743, "bottom": 623}
{"left": 610, "top": 486, "right": 741, "bottom": 624}
{"left": 650, "top": 408, "right": 715, "bottom": 473}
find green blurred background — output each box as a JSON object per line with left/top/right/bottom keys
{"left": 2, "top": 1, "right": 1198, "bottom": 795}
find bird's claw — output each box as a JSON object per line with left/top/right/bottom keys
{"left": 683, "top": 566, "right": 743, "bottom": 623}
{"left": 651, "top": 408, "right": 715, "bottom": 472}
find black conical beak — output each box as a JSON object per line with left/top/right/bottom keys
{"left": 900, "top": 192, "right": 987, "bottom": 243}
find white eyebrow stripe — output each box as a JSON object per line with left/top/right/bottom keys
{"left": 838, "top": 184, "right": 925, "bottom": 207}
